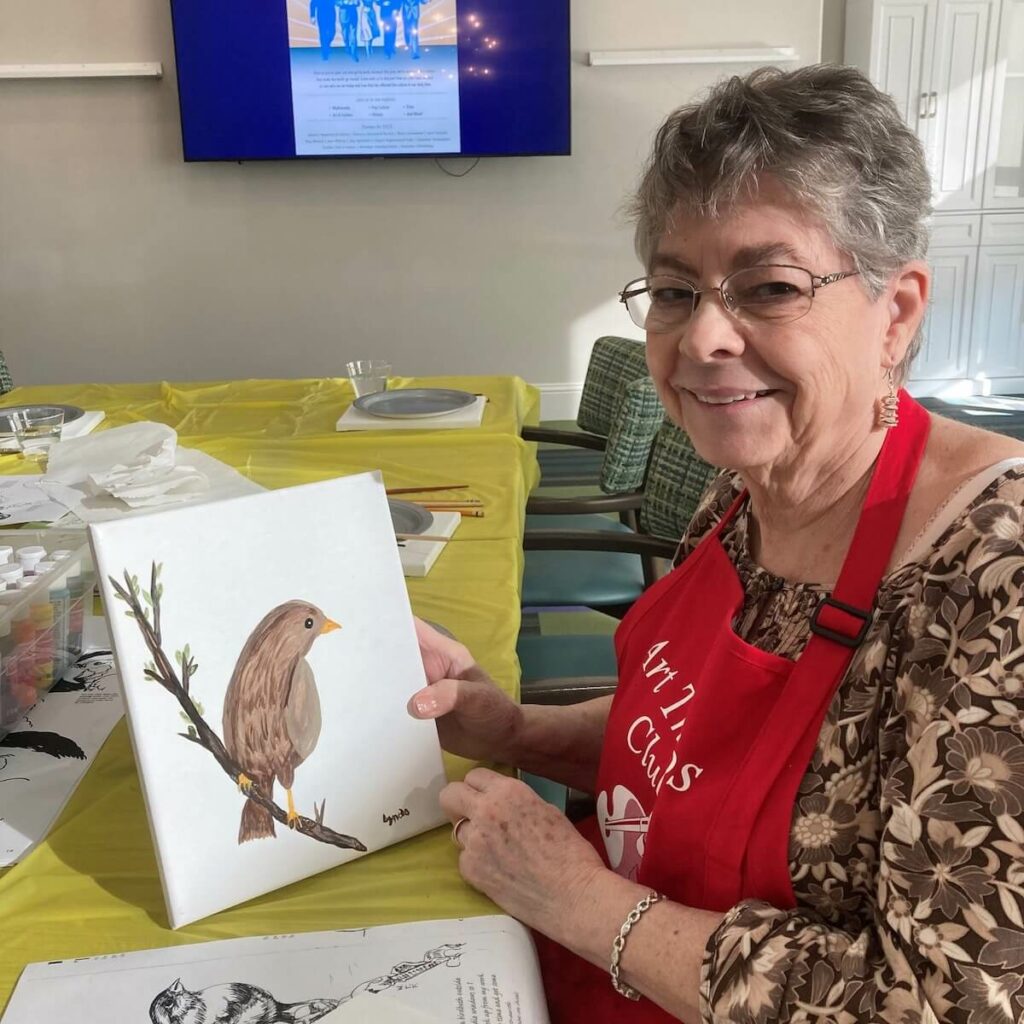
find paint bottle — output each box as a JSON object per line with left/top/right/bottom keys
{"left": 31, "top": 600, "right": 55, "bottom": 693}
{"left": 0, "top": 545, "right": 13, "bottom": 566}
{"left": 17, "top": 546, "right": 47, "bottom": 575}
{"left": 65, "top": 560, "right": 87, "bottom": 662}
{"left": 10, "top": 608, "right": 36, "bottom": 714}
{"left": 0, "top": 617, "right": 13, "bottom": 731}
{"left": 50, "top": 550, "right": 72, "bottom": 562}
{"left": 0, "top": 565, "right": 24, "bottom": 593}
{"left": 46, "top": 571, "right": 69, "bottom": 680}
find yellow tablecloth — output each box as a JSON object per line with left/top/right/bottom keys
{"left": 0, "top": 376, "right": 540, "bottom": 1011}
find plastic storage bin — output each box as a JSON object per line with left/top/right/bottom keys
{"left": 0, "top": 529, "right": 95, "bottom": 740}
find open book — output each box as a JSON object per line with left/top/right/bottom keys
{"left": 0, "top": 915, "right": 550, "bottom": 1023}
{"left": 88, "top": 472, "right": 447, "bottom": 928}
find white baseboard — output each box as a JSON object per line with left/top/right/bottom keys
{"left": 532, "top": 382, "right": 584, "bottom": 422}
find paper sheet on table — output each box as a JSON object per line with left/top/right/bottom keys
{"left": 336, "top": 396, "right": 486, "bottom": 432}
{"left": 0, "top": 620, "right": 124, "bottom": 867}
{"left": 44, "top": 423, "right": 264, "bottom": 522}
{"left": 0, "top": 478, "right": 82, "bottom": 525}
{"left": 0, "top": 915, "right": 550, "bottom": 1023}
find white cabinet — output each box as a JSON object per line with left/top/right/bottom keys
{"left": 918, "top": 245, "right": 976, "bottom": 378}
{"left": 972, "top": 245, "right": 1024, "bottom": 379}
{"left": 983, "top": 0, "right": 1024, "bottom": 208}
{"left": 847, "top": 0, "right": 999, "bottom": 212}
{"left": 847, "top": 0, "right": 1024, "bottom": 394}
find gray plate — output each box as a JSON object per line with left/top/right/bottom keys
{"left": 388, "top": 498, "right": 434, "bottom": 536}
{"left": 0, "top": 404, "right": 84, "bottom": 431}
{"left": 353, "top": 388, "right": 476, "bottom": 419}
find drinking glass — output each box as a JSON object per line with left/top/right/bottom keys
{"left": 346, "top": 360, "right": 391, "bottom": 398}
{"left": 11, "top": 407, "right": 64, "bottom": 467}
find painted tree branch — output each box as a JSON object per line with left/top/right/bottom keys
{"left": 109, "top": 567, "right": 366, "bottom": 852}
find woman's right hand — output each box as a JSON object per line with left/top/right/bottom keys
{"left": 408, "top": 617, "right": 524, "bottom": 764}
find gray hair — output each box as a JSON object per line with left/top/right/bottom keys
{"left": 629, "top": 64, "right": 932, "bottom": 383}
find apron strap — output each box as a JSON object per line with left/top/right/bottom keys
{"left": 699, "top": 391, "right": 931, "bottom": 908}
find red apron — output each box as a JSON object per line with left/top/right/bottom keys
{"left": 538, "top": 392, "right": 929, "bottom": 1022}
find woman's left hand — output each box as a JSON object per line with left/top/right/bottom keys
{"left": 441, "top": 767, "right": 605, "bottom": 941}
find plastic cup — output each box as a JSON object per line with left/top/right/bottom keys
{"left": 11, "top": 407, "right": 64, "bottom": 466}
{"left": 346, "top": 360, "right": 391, "bottom": 398}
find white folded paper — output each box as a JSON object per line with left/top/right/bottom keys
{"left": 336, "top": 396, "right": 486, "bottom": 432}
{"left": 42, "top": 423, "right": 264, "bottom": 521}
{"left": 0, "top": 478, "right": 82, "bottom": 524}
{"left": 45, "top": 423, "right": 207, "bottom": 508}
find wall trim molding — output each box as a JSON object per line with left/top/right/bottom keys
{"left": 532, "top": 382, "right": 584, "bottom": 422}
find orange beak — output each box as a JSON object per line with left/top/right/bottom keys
{"left": 320, "top": 618, "right": 342, "bottom": 634}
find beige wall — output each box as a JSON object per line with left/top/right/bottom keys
{"left": 0, "top": 2, "right": 822, "bottom": 406}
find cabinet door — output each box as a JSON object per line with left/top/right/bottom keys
{"left": 915, "top": 246, "right": 977, "bottom": 379}
{"left": 925, "top": 0, "right": 1000, "bottom": 211}
{"left": 982, "top": 0, "right": 1024, "bottom": 208}
{"left": 971, "top": 246, "right": 1024, "bottom": 379}
{"left": 873, "top": 1, "right": 934, "bottom": 132}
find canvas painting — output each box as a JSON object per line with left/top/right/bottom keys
{"left": 89, "top": 471, "right": 447, "bottom": 928}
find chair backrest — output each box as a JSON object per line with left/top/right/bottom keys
{"left": 637, "top": 420, "right": 718, "bottom": 539}
{"left": 0, "top": 352, "right": 12, "bottom": 396}
{"left": 598, "top": 376, "right": 664, "bottom": 494}
{"left": 575, "top": 337, "right": 650, "bottom": 436}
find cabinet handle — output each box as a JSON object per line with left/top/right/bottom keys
{"left": 919, "top": 92, "right": 929, "bottom": 119}
{"left": 927, "top": 91, "right": 938, "bottom": 118}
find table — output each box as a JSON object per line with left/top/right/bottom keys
{"left": 0, "top": 375, "right": 540, "bottom": 1012}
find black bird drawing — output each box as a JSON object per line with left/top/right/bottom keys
{"left": 0, "top": 731, "right": 86, "bottom": 760}
{"left": 149, "top": 978, "right": 340, "bottom": 1024}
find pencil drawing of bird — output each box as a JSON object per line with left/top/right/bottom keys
{"left": 221, "top": 601, "right": 341, "bottom": 843}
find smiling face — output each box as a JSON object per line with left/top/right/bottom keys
{"left": 644, "top": 179, "right": 906, "bottom": 484}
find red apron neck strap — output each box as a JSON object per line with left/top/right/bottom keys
{"left": 811, "top": 390, "right": 930, "bottom": 646}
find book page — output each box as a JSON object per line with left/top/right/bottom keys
{"left": 1, "top": 915, "right": 550, "bottom": 1024}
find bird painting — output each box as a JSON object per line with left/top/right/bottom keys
{"left": 221, "top": 601, "right": 341, "bottom": 843}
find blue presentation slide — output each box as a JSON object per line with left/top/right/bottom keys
{"left": 290, "top": 1, "right": 461, "bottom": 156}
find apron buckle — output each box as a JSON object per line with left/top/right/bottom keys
{"left": 810, "top": 595, "right": 873, "bottom": 648}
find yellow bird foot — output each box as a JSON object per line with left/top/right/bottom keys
{"left": 236, "top": 773, "right": 253, "bottom": 794}
{"left": 287, "top": 809, "right": 300, "bottom": 829}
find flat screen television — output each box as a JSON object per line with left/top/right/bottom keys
{"left": 169, "top": 0, "right": 571, "bottom": 161}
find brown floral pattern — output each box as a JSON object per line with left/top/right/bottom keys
{"left": 682, "top": 467, "right": 1024, "bottom": 1024}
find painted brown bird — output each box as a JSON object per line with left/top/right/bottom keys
{"left": 221, "top": 601, "right": 341, "bottom": 842}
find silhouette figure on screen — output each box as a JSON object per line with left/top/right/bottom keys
{"left": 357, "top": 0, "right": 379, "bottom": 60}
{"left": 401, "top": 0, "right": 433, "bottom": 59}
{"left": 309, "top": 0, "right": 338, "bottom": 60}
{"left": 338, "top": 0, "right": 361, "bottom": 61}
{"left": 378, "top": 0, "right": 401, "bottom": 58}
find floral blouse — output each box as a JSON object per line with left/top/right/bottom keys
{"left": 678, "top": 468, "right": 1024, "bottom": 1024}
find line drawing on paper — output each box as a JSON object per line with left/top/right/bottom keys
{"left": 147, "top": 944, "right": 465, "bottom": 1023}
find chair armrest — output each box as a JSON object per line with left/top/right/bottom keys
{"left": 523, "top": 529, "right": 679, "bottom": 559}
{"left": 521, "top": 426, "right": 607, "bottom": 451}
{"left": 520, "top": 676, "right": 618, "bottom": 705}
{"left": 526, "top": 492, "right": 643, "bottom": 515}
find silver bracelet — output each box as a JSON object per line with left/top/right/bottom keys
{"left": 610, "top": 889, "right": 665, "bottom": 1001}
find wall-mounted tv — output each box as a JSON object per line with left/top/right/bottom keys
{"left": 169, "top": 1, "right": 571, "bottom": 162}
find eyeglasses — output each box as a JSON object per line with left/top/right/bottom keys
{"left": 619, "top": 265, "right": 860, "bottom": 332}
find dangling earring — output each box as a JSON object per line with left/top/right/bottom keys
{"left": 878, "top": 368, "right": 899, "bottom": 429}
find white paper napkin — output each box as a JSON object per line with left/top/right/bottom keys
{"left": 42, "top": 423, "right": 264, "bottom": 522}
{"left": 45, "top": 423, "right": 206, "bottom": 509}
{"left": 336, "top": 396, "right": 486, "bottom": 432}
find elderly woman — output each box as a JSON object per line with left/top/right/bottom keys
{"left": 410, "top": 64, "right": 1024, "bottom": 1023}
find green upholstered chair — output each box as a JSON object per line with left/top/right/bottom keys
{"left": 523, "top": 336, "right": 658, "bottom": 498}
{"left": 519, "top": 420, "right": 719, "bottom": 703}
{"left": 0, "top": 352, "right": 13, "bottom": 396}
{"left": 521, "top": 375, "right": 665, "bottom": 612}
